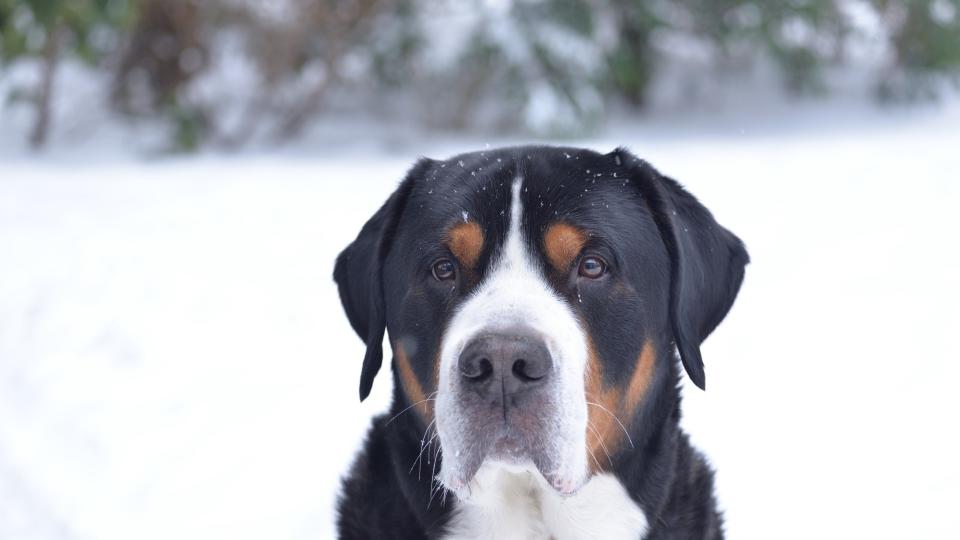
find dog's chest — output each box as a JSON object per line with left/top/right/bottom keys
{"left": 441, "top": 467, "right": 647, "bottom": 540}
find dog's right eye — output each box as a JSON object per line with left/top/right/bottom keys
{"left": 432, "top": 259, "right": 456, "bottom": 281}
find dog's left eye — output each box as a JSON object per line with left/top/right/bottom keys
{"left": 578, "top": 256, "right": 607, "bottom": 279}
{"left": 432, "top": 259, "right": 456, "bottom": 281}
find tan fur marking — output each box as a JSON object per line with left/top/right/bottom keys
{"left": 585, "top": 337, "right": 624, "bottom": 473}
{"left": 584, "top": 339, "right": 656, "bottom": 473}
{"left": 625, "top": 341, "right": 656, "bottom": 413}
{"left": 446, "top": 222, "right": 484, "bottom": 269}
{"left": 544, "top": 222, "right": 588, "bottom": 272}
{"left": 395, "top": 342, "right": 432, "bottom": 419}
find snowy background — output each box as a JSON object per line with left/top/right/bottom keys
{"left": 2, "top": 1, "right": 960, "bottom": 538}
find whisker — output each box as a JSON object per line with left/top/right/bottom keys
{"left": 408, "top": 419, "right": 438, "bottom": 474}
{"left": 585, "top": 443, "right": 602, "bottom": 472}
{"left": 587, "top": 421, "right": 614, "bottom": 466}
{"left": 429, "top": 440, "right": 442, "bottom": 501}
{"left": 417, "top": 430, "right": 440, "bottom": 477}
{"left": 428, "top": 477, "right": 446, "bottom": 509}
{"left": 418, "top": 428, "right": 439, "bottom": 479}
{"left": 586, "top": 401, "right": 635, "bottom": 449}
{"left": 427, "top": 480, "right": 436, "bottom": 509}
{"left": 386, "top": 391, "right": 438, "bottom": 426}
{"left": 426, "top": 424, "right": 442, "bottom": 466}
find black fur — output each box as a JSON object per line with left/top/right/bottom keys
{"left": 334, "top": 161, "right": 425, "bottom": 401}
{"left": 634, "top": 163, "right": 748, "bottom": 390}
{"left": 333, "top": 146, "right": 748, "bottom": 539}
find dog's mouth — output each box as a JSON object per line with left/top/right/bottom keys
{"left": 435, "top": 411, "right": 588, "bottom": 499}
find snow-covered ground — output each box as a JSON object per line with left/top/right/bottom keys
{"left": 2, "top": 99, "right": 959, "bottom": 539}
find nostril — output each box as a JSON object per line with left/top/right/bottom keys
{"left": 461, "top": 357, "right": 493, "bottom": 381}
{"left": 512, "top": 358, "right": 547, "bottom": 382}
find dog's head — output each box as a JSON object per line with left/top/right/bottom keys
{"left": 335, "top": 146, "right": 747, "bottom": 497}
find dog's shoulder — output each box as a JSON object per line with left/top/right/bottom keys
{"left": 337, "top": 416, "right": 429, "bottom": 540}
{"left": 643, "top": 433, "right": 724, "bottom": 540}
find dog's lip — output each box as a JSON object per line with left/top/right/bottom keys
{"left": 441, "top": 428, "right": 586, "bottom": 497}
{"left": 447, "top": 454, "right": 587, "bottom": 499}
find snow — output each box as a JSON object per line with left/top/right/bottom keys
{"left": 2, "top": 100, "right": 959, "bottom": 539}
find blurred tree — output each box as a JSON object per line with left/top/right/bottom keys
{"left": 367, "top": 0, "right": 422, "bottom": 89}
{"left": 2, "top": 0, "right": 958, "bottom": 149}
{"left": 604, "top": 2, "right": 660, "bottom": 107}
{"left": 110, "top": 0, "right": 209, "bottom": 152}
{"left": 678, "top": 0, "right": 847, "bottom": 93}
{"left": 112, "top": 0, "right": 206, "bottom": 114}
{"left": 255, "top": 0, "right": 389, "bottom": 141}
{"left": 875, "top": 0, "right": 960, "bottom": 98}
{"left": 412, "top": 0, "right": 606, "bottom": 134}
{"left": 0, "top": 0, "right": 134, "bottom": 148}
{"left": 189, "top": 0, "right": 395, "bottom": 147}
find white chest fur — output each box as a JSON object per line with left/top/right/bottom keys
{"left": 442, "top": 464, "right": 648, "bottom": 540}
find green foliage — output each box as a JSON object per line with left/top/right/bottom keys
{"left": 0, "top": 0, "right": 135, "bottom": 64}
{"left": 168, "top": 99, "right": 207, "bottom": 153}
{"left": 603, "top": 1, "right": 661, "bottom": 105}
{"left": 368, "top": 0, "right": 423, "bottom": 88}
{"left": 873, "top": 0, "right": 960, "bottom": 99}
{"left": 522, "top": 0, "right": 594, "bottom": 37}
{"left": 891, "top": 0, "right": 960, "bottom": 72}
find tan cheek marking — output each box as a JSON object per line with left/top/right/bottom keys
{"left": 624, "top": 341, "right": 656, "bottom": 414}
{"left": 446, "top": 222, "right": 484, "bottom": 270}
{"left": 395, "top": 342, "right": 432, "bottom": 420}
{"left": 544, "top": 222, "right": 587, "bottom": 273}
{"left": 585, "top": 339, "right": 657, "bottom": 473}
{"left": 585, "top": 337, "right": 624, "bottom": 473}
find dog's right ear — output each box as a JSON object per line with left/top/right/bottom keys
{"left": 334, "top": 160, "right": 428, "bottom": 401}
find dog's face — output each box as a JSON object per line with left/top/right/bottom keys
{"left": 335, "top": 146, "right": 747, "bottom": 498}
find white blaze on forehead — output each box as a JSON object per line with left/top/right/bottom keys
{"left": 436, "top": 175, "right": 590, "bottom": 496}
{"left": 502, "top": 177, "right": 526, "bottom": 273}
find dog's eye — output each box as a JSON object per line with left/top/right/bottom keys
{"left": 432, "top": 259, "right": 456, "bottom": 281}
{"left": 578, "top": 256, "right": 607, "bottom": 279}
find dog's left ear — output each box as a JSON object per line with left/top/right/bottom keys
{"left": 615, "top": 148, "right": 749, "bottom": 390}
{"left": 334, "top": 160, "right": 427, "bottom": 401}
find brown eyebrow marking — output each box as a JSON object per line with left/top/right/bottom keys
{"left": 446, "top": 221, "right": 484, "bottom": 270}
{"left": 394, "top": 341, "right": 432, "bottom": 420}
{"left": 544, "top": 222, "right": 588, "bottom": 272}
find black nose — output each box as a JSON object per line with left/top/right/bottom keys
{"left": 458, "top": 332, "right": 552, "bottom": 396}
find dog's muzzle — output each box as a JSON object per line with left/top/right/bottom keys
{"left": 437, "top": 325, "right": 588, "bottom": 498}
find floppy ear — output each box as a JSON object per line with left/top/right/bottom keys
{"left": 333, "top": 160, "right": 426, "bottom": 401}
{"left": 617, "top": 148, "right": 749, "bottom": 390}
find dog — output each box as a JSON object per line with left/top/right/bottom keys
{"left": 334, "top": 145, "right": 748, "bottom": 539}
